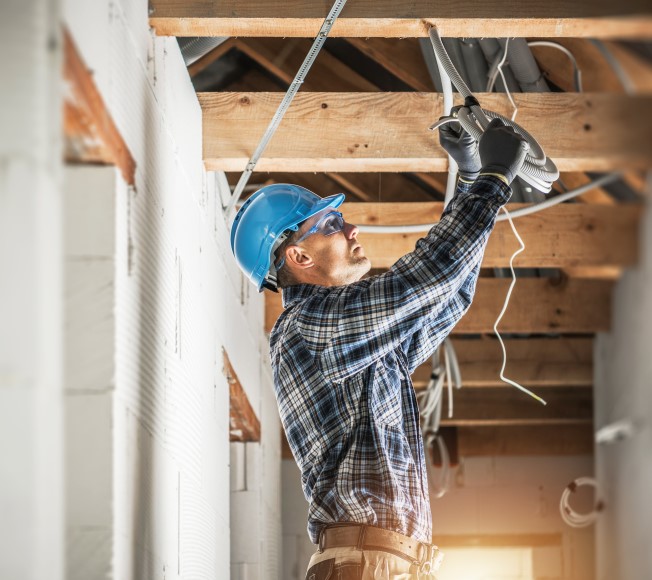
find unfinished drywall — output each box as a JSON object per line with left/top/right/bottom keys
{"left": 60, "top": 0, "right": 281, "bottom": 578}
{"left": 594, "top": 190, "right": 652, "bottom": 580}
{"left": 282, "top": 454, "right": 594, "bottom": 579}
{"left": 0, "top": 1, "right": 64, "bottom": 578}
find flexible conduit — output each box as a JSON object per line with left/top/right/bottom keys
{"left": 224, "top": 0, "right": 349, "bottom": 220}
{"left": 427, "top": 27, "right": 559, "bottom": 194}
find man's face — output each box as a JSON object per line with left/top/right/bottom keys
{"left": 288, "top": 208, "right": 371, "bottom": 286}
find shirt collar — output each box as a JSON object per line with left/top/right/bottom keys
{"left": 281, "top": 283, "right": 324, "bottom": 308}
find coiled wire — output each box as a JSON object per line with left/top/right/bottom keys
{"left": 427, "top": 27, "right": 559, "bottom": 194}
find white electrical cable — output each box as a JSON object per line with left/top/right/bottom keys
{"left": 494, "top": 208, "right": 546, "bottom": 405}
{"left": 527, "top": 41, "right": 583, "bottom": 92}
{"left": 356, "top": 172, "right": 622, "bottom": 235}
{"left": 433, "top": 40, "right": 458, "bottom": 206}
{"left": 486, "top": 38, "right": 518, "bottom": 121}
{"left": 560, "top": 477, "right": 604, "bottom": 528}
{"left": 424, "top": 432, "right": 451, "bottom": 500}
{"left": 224, "top": 0, "right": 349, "bottom": 220}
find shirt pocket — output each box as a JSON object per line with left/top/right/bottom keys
{"left": 370, "top": 356, "right": 404, "bottom": 427}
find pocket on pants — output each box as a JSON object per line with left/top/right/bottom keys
{"left": 306, "top": 558, "right": 362, "bottom": 580}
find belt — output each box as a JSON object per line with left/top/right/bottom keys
{"left": 317, "top": 524, "right": 442, "bottom": 573}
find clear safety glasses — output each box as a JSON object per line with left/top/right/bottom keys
{"left": 275, "top": 211, "right": 345, "bottom": 271}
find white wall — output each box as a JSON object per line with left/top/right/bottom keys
{"left": 282, "top": 454, "right": 595, "bottom": 580}
{"left": 0, "top": 1, "right": 64, "bottom": 578}
{"left": 0, "top": 0, "right": 280, "bottom": 577}
{"left": 594, "top": 192, "right": 652, "bottom": 580}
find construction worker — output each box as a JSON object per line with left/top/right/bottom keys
{"left": 231, "top": 118, "right": 529, "bottom": 579}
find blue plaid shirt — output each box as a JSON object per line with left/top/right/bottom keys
{"left": 270, "top": 176, "right": 511, "bottom": 544}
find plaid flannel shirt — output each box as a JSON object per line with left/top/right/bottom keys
{"left": 269, "top": 175, "right": 511, "bottom": 544}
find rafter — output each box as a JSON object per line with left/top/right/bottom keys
{"left": 149, "top": 1, "right": 652, "bottom": 38}
{"left": 200, "top": 92, "right": 652, "bottom": 172}
{"left": 63, "top": 29, "right": 135, "bottom": 185}
{"left": 438, "top": 387, "right": 592, "bottom": 427}
{"left": 412, "top": 337, "right": 592, "bottom": 388}
{"left": 531, "top": 39, "right": 652, "bottom": 94}
{"left": 265, "top": 278, "right": 613, "bottom": 333}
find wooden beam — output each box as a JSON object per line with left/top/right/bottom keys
{"left": 200, "top": 92, "right": 652, "bottom": 172}
{"left": 532, "top": 39, "right": 652, "bottom": 94}
{"left": 457, "top": 424, "right": 594, "bottom": 456}
{"left": 412, "top": 337, "right": 592, "bottom": 389}
{"left": 63, "top": 29, "right": 136, "bottom": 185}
{"left": 235, "top": 38, "right": 378, "bottom": 92}
{"left": 438, "top": 386, "right": 593, "bottom": 425}
{"left": 188, "top": 38, "right": 237, "bottom": 77}
{"left": 346, "top": 38, "right": 434, "bottom": 91}
{"left": 561, "top": 172, "right": 616, "bottom": 205}
{"left": 149, "top": 1, "right": 652, "bottom": 39}
{"left": 265, "top": 278, "right": 614, "bottom": 334}
{"left": 223, "top": 349, "right": 261, "bottom": 442}
{"left": 341, "top": 202, "right": 642, "bottom": 269}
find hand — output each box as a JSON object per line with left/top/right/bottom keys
{"left": 438, "top": 106, "right": 481, "bottom": 180}
{"left": 478, "top": 118, "right": 530, "bottom": 184}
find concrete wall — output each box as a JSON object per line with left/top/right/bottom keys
{"left": 2, "top": 0, "right": 281, "bottom": 578}
{"left": 594, "top": 190, "right": 652, "bottom": 580}
{"left": 282, "top": 454, "right": 595, "bottom": 580}
{"left": 0, "top": 1, "right": 64, "bottom": 578}
{"left": 60, "top": 0, "right": 281, "bottom": 577}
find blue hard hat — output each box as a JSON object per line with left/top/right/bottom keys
{"left": 230, "top": 183, "right": 345, "bottom": 292}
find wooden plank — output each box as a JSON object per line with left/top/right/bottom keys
{"left": 199, "top": 92, "right": 652, "bottom": 172}
{"left": 347, "top": 38, "right": 434, "bottom": 91}
{"left": 235, "top": 38, "right": 378, "bottom": 92}
{"left": 149, "top": 1, "right": 652, "bottom": 38}
{"left": 561, "top": 172, "right": 616, "bottom": 205}
{"left": 456, "top": 278, "right": 613, "bottom": 334}
{"left": 438, "top": 386, "right": 593, "bottom": 425}
{"left": 342, "top": 202, "right": 642, "bottom": 269}
{"left": 265, "top": 278, "right": 614, "bottom": 334}
{"left": 412, "top": 337, "right": 593, "bottom": 389}
{"left": 223, "top": 349, "right": 261, "bottom": 442}
{"left": 188, "top": 38, "right": 237, "bottom": 77}
{"left": 63, "top": 29, "right": 136, "bottom": 185}
{"left": 457, "top": 424, "right": 594, "bottom": 456}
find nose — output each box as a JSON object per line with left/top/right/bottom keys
{"left": 344, "top": 221, "right": 359, "bottom": 240}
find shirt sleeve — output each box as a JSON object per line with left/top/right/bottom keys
{"left": 400, "top": 178, "right": 484, "bottom": 374}
{"left": 298, "top": 175, "right": 511, "bottom": 383}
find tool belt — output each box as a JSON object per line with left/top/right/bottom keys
{"left": 317, "top": 523, "right": 442, "bottom": 573}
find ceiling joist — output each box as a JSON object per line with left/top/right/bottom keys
{"left": 149, "top": 0, "right": 652, "bottom": 38}
{"left": 411, "top": 337, "right": 593, "bottom": 389}
{"left": 265, "top": 278, "right": 613, "bottom": 334}
{"left": 200, "top": 92, "right": 652, "bottom": 172}
{"left": 342, "top": 202, "right": 641, "bottom": 269}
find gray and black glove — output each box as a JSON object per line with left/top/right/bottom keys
{"left": 438, "top": 107, "right": 481, "bottom": 181}
{"left": 479, "top": 118, "right": 530, "bottom": 185}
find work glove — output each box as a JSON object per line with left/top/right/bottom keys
{"left": 478, "top": 118, "right": 530, "bottom": 185}
{"left": 438, "top": 106, "right": 482, "bottom": 181}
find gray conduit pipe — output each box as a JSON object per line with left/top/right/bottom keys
{"left": 479, "top": 38, "right": 520, "bottom": 93}
{"left": 499, "top": 37, "right": 550, "bottom": 93}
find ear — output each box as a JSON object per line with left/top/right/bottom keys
{"left": 285, "top": 244, "right": 315, "bottom": 270}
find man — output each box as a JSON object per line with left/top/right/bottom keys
{"left": 230, "top": 118, "right": 529, "bottom": 579}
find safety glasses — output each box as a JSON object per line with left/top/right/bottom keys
{"left": 275, "top": 211, "right": 345, "bottom": 271}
